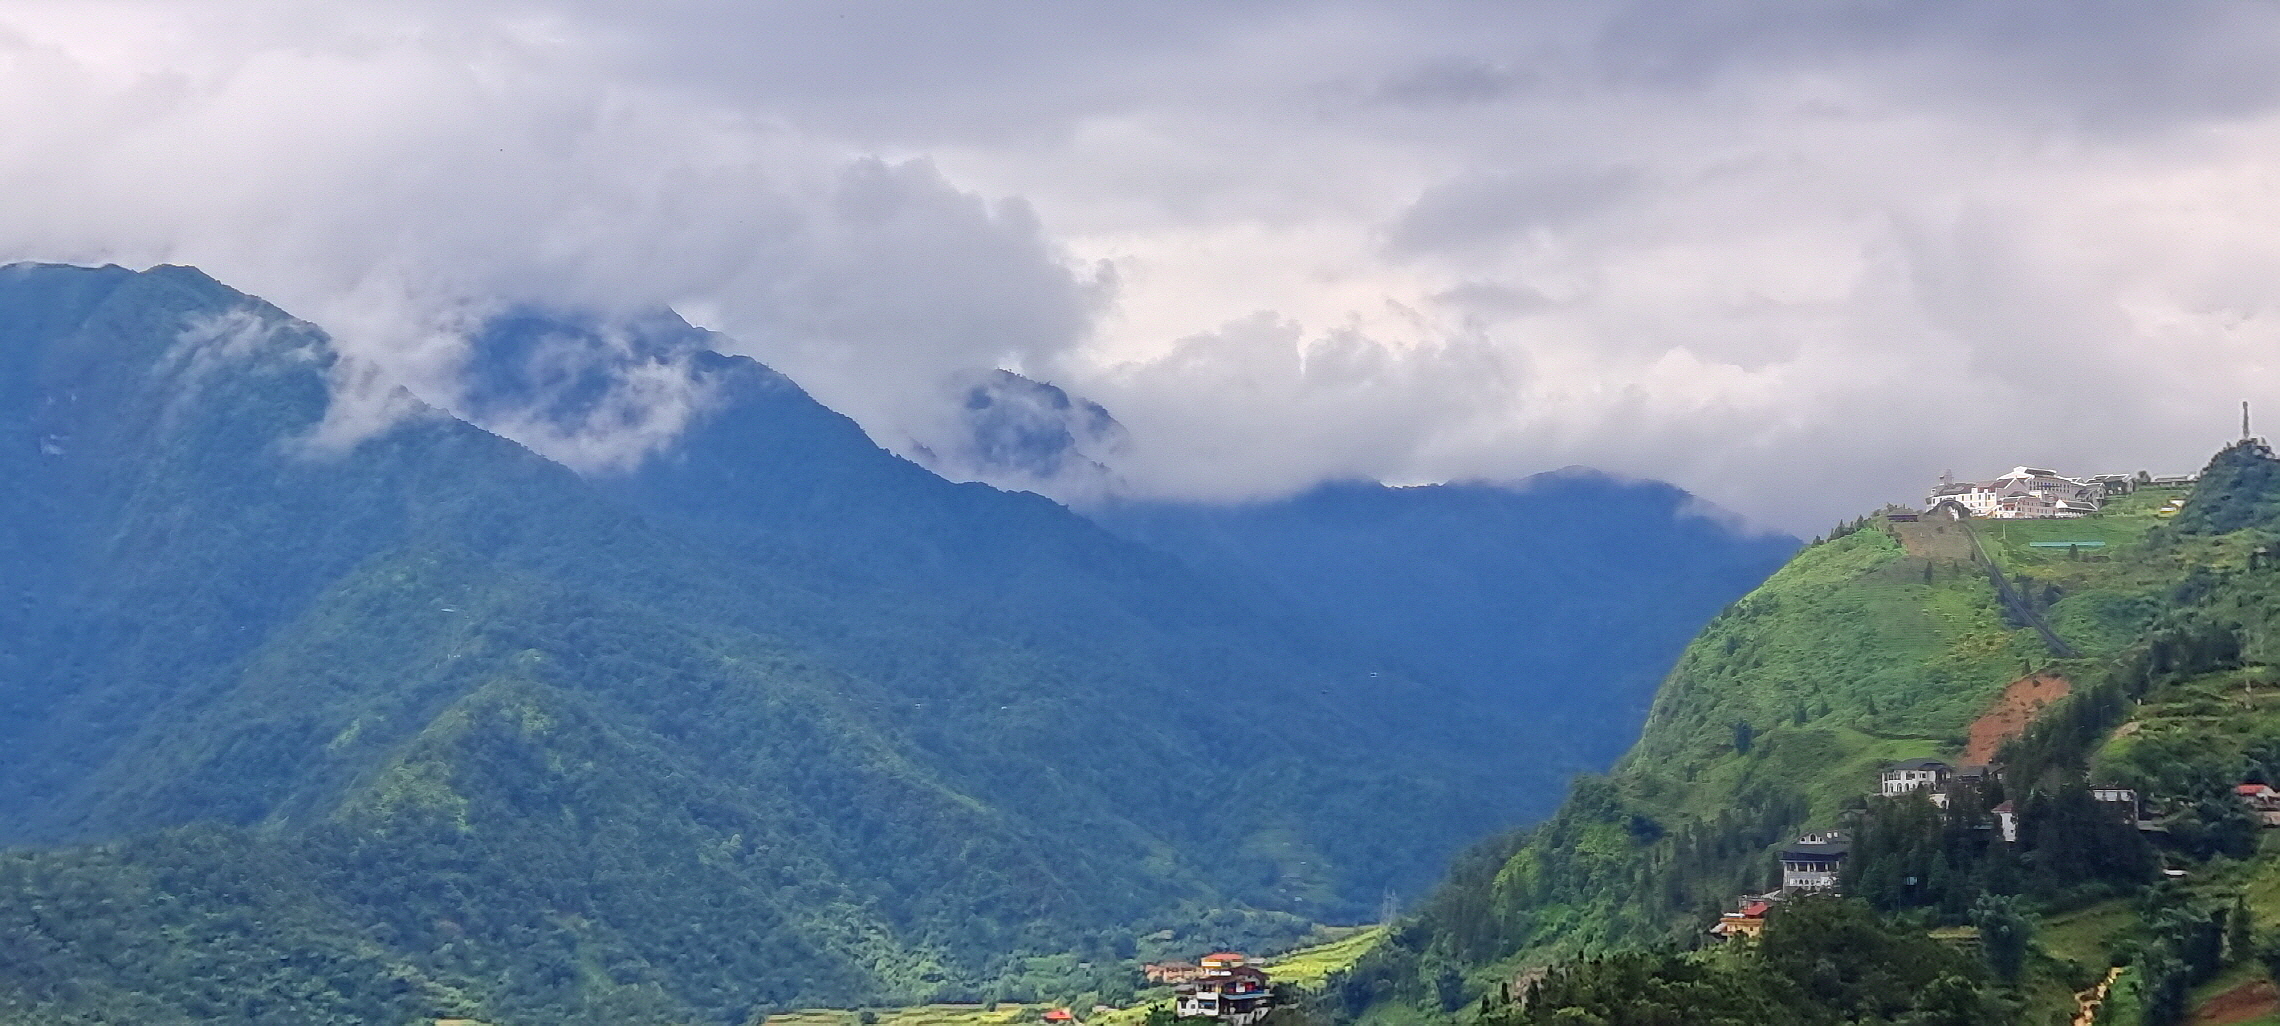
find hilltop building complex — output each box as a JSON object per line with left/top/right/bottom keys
{"left": 1926, "top": 467, "right": 2110, "bottom": 519}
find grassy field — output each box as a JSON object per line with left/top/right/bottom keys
{"left": 2036, "top": 899, "right": 2135, "bottom": 969}
{"left": 1616, "top": 526, "right": 2043, "bottom": 829}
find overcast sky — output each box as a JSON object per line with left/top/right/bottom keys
{"left": 7, "top": 1, "right": 2280, "bottom": 532}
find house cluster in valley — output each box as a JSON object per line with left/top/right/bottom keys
{"left": 1710, "top": 758, "right": 2280, "bottom": 939}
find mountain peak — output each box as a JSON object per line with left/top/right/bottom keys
{"left": 909, "top": 368, "right": 1127, "bottom": 501}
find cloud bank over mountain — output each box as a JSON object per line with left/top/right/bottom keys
{"left": 6, "top": 0, "right": 2280, "bottom": 531}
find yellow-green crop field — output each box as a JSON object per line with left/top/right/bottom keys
{"left": 1259, "top": 925, "right": 1385, "bottom": 990}
{"left": 769, "top": 927, "right": 1386, "bottom": 1026}
{"left": 768, "top": 1003, "right": 1056, "bottom": 1026}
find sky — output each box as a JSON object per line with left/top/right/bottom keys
{"left": 6, "top": 1, "right": 2280, "bottom": 533}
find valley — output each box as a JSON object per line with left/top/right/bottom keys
{"left": 7, "top": 261, "right": 2274, "bottom": 1026}
{"left": 3, "top": 7, "right": 2268, "bottom": 1026}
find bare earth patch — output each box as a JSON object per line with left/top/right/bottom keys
{"left": 2195, "top": 978, "right": 2280, "bottom": 1025}
{"left": 1887, "top": 519, "right": 1980, "bottom": 562}
{"left": 1963, "top": 673, "right": 2071, "bottom": 764}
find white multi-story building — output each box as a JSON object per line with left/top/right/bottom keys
{"left": 1927, "top": 481, "right": 2002, "bottom": 517}
{"left": 1879, "top": 758, "right": 1951, "bottom": 797}
{"left": 1926, "top": 467, "right": 2104, "bottom": 519}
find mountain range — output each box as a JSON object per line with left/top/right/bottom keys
{"left": 0, "top": 262, "right": 1791, "bottom": 1026}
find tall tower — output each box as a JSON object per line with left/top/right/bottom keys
{"left": 2246, "top": 400, "right": 2254, "bottom": 441}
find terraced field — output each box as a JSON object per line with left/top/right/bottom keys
{"left": 1260, "top": 926, "right": 1385, "bottom": 990}
{"left": 769, "top": 1003, "right": 1055, "bottom": 1026}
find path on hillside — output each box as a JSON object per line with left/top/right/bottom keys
{"left": 2075, "top": 966, "right": 2124, "bottom": 1026}
{"left": 1964, "top": 673, "right": 2072, "bottom": 764}
{"left": 1959, "top": 519, "right": 2080, "bottom": 658}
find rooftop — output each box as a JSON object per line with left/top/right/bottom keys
{"left": 1884, "top": 758, "right": 1949, "bottom": 772}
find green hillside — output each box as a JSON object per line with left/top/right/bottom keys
{"left": 1339, "top": 453, "right": 2280, "bottom": 1024}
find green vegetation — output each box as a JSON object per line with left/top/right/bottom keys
{"left": 767, "top": 1004, "right": 1060, "bottom": 1026}
{"left": 1342, "top": 440, "right": 2280, "bottom": 1024}
{"left": 0, "top": 264, "right": 1790, "bottom": 1026}
{"left": 2173, "top": 440, "right": 2280, "bottom": 536}
{"left": 1486, "top": 895, "right": 2011, "bottom": 1025}
{"left": 56, "top": 260, "right": 2280, "bottom": 1026}
{"left": 1343, "top": 519, "right": 2065, "bottom": 992}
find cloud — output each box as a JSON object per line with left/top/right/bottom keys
{"left": 1385, "top": 166, "right": 1643, "bottom": 258}
{"left": 0, "top": 2, "right": 1104, "bottom": 463}
{"left": 5, "top": 1, "right": 2280, "bottom": 532}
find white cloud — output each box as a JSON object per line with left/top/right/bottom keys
{"left": 5, "top": 1, "right": 2280, "bottom": 532}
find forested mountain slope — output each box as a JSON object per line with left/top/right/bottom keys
{"left": 0, "top": 263, "right": 1782, "bottom": 1026}
{"left": 1095, "top": 479, "right": 1797, "bottom": 776}
{"left": 1343, "top": 442, "right": 2280, "bottom": 1026}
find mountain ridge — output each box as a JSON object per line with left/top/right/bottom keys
{"left": 0, "top": 261, "right": 1792, "bottom": 1025}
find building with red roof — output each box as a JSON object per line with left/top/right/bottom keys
{"left": 1175, "top": 952, "right": 1274, "bottom": 1025}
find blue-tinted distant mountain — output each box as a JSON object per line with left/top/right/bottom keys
{"left": 456, "top": 306, "right": 715, "bottom": 428}
{"left": 0, "top": 268, "right": 1656, "bottom": 1025}
{"left": 0, "top": 265, "right": 1797, "bottom": 1025}
{"left": 1094, "top": 475, "right": 1799, "bottom": 770}
{"left": 908, "top": 369, "right": 1126, "bottom": 500}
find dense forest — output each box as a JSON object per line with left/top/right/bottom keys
{"left": 0, "top": 262, "right": 1792, "bottom": 1025}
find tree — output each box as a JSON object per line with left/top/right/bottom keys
{"left": 1433, "top": 962, "right": 1466, "bottom": 1012}
{"left": 2139, "top": 949, "right": 2189, "bottom": 1026}
{"left": 2257, "top": 933, "right": 2280, "bottom": 999}
{"left": 2230, "top": 896, "right": 2254, "bottom": 966}
{"left": 1971, "top": 894, "right": 2031, "bottom": 985}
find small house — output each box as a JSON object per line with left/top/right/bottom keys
{"left": 1143, "top": 962, "right": 1199, "bottom": 985}
{"left": 1709, "top": 898, "right": 1772, "bottom": 941}
{"left": 2237, "top": 783, "right": 2280, "bottom": 827}
{"left": 2091, "top": 787, "right": 2140, "bottom": 824}
{"left": 1778, "top": 833, "right": 1848, "bottom": 893}
{"left": 1879, "top": 759, "right": 1951, "bottom": 797}
{"left": 1991, "top": 800, "right": 2018, "bottom": 843}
